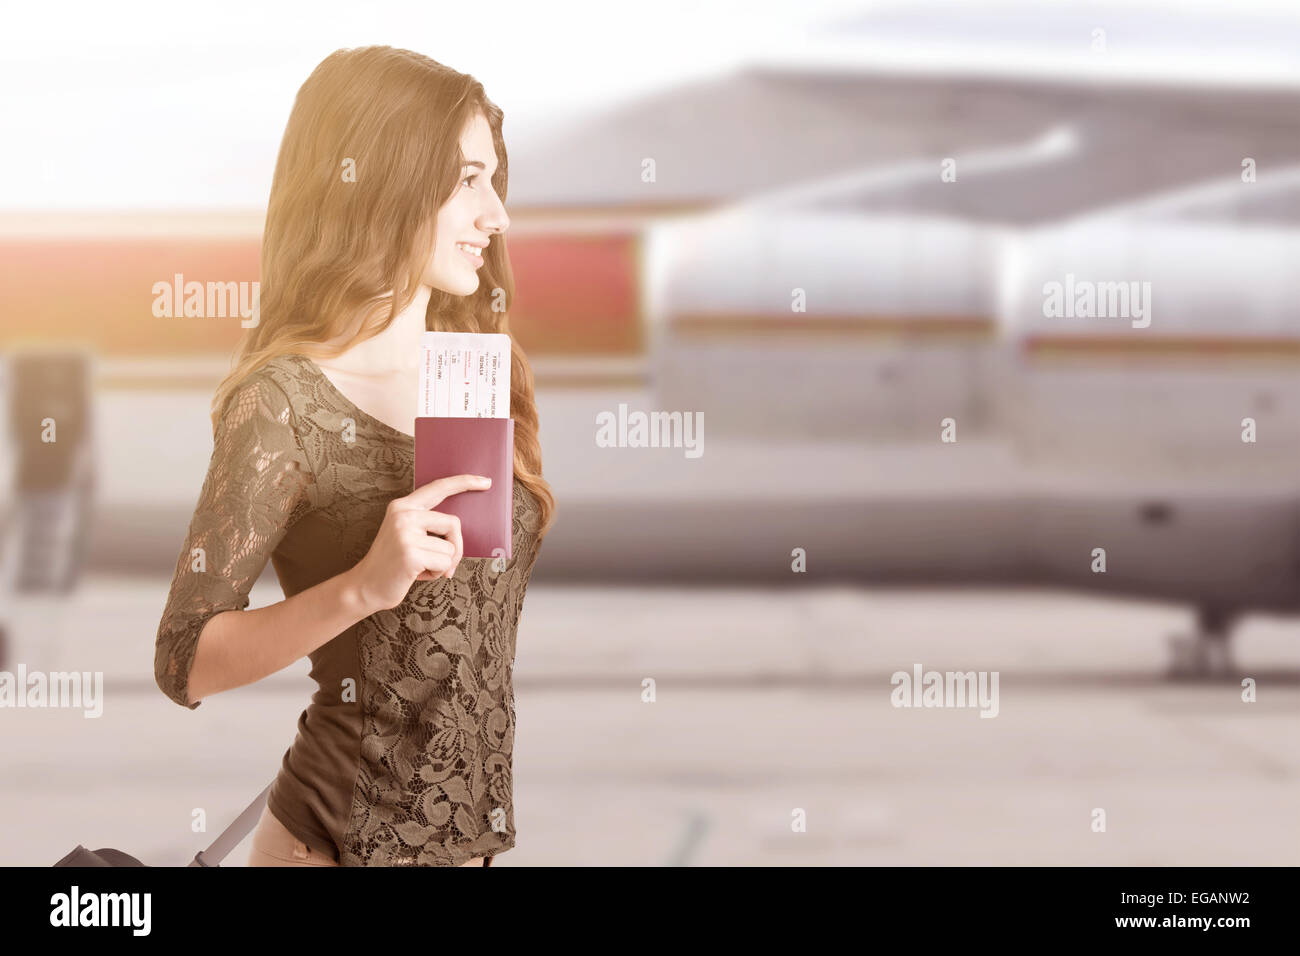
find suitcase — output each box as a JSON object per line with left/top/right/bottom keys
{"left": 53, "top": 784, "right": 270, "bottom": 867}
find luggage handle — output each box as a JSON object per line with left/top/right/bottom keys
{"left": 187, "top": 783, "right": 272, "bottom": 867}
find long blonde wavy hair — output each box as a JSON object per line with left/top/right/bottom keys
{"left": 210, "top": 45, "right": 554, "bottom": 539}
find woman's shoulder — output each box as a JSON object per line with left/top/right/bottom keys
{"left": 210, "top": 356, "right": 307, "bottom": 433}
{"left": 256, "top": 352, "right": 313, "bottom": 398}
{"left": 212, "top": 356, "right": 324, "bottom": 468}
{"left": 245, "top": 353, "right": 339, "bottom": 428}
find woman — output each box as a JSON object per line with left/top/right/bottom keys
{"left": 153, "top": 46, "right": 555, "bottom": 867}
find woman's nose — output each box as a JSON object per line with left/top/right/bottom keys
{"left": 481, "top": 195, "right": 509, "bottom": 235}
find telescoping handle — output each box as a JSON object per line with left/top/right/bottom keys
{"left": 188, "top": 783, "right": 273, "bottom": 867}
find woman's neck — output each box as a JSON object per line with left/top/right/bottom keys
{"left": 324, "top": 285, "right": 432, "bottom": 375}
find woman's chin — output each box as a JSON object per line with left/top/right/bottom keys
{"left": 429, "top": 273, "right": 480, "bottom": 297}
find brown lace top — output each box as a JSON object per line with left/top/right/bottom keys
{"left": 153, "top": 352, "right": 544, "bottom": 866}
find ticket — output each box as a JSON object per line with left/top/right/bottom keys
{"left": 418, "top": 331, "right": 511, "bottom": 418}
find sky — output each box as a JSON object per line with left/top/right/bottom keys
{"left": 2, "top": 0, "right": 1300, "bottom": 210}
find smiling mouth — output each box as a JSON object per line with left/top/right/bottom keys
{"left": 457, "top": 242, "right": 485, "bottom": 266}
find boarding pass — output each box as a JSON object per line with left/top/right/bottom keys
{"left": 418, "top": 331, "right": 511, "bottom": 418}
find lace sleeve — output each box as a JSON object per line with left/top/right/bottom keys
{"left": 154, "top": 371, "right": 315, "bottom": 709}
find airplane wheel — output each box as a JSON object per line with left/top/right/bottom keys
{"left": 1167, "top": 621, "right": 1235, "bottom": 680}
{"left": 1167, "top": 633, "right": 1209, "bottom": 679}
{"left": 1204, "top": 638, "right": 1234, "bottom": 677}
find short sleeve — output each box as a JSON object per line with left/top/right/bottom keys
{"left": 154, "top": 372, "right": 315, "bottom": 709}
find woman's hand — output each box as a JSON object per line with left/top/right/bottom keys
{"left": 349, "top": 473, "right": 492, "bottom": 612}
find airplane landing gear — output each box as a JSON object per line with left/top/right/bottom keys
{"left": 1167, "top": 606, "right": 1236, "bottom": 679}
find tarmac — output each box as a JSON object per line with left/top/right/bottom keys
{"left": 3, "top": 575, "right": 1300, "bottom": 866}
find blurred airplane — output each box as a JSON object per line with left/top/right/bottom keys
{"left": 640, "top": 76, "right": 1300, "bottom": 677}
{"left": 6, "top": 57, "right": 1300, "bottom": 677}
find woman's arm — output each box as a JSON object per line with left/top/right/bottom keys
{"left": 183, "top": 565, "right": 372, "bottom": 705}
{"left": 155, "top": 371, "right": 320, "bottom": 710}
{"left": 184, "top": 470, "right": 488, "bottom": 704}
{"left": 185, "top": 467, "right": 491, "bottom": 704}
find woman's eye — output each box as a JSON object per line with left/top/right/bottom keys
{"left": 461, "top": 174, "right": 477, "bottom": 189}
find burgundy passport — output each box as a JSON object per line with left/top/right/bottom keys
{"left": 413, "top": 416, "right": 514, "bottom": 559}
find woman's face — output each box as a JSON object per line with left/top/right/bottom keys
{"left": 423, "top": 112, "right": 510, "bottom": 296}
